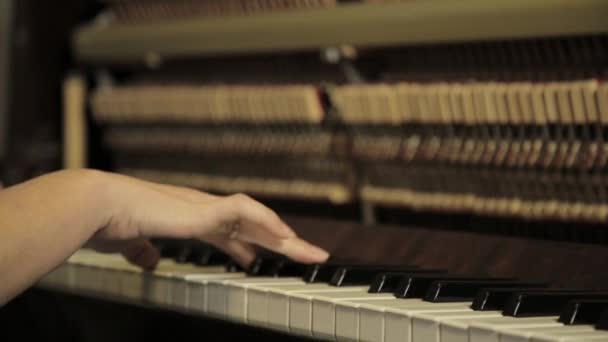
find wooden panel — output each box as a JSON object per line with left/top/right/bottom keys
{"left": 74, "top": 0, "right": 608, "bottom": 63}
{"left": 0, "top": 0, "right": 13, "bottom": 161}
{"left": 287, "top": 215, "right": 608, "bottom": 290}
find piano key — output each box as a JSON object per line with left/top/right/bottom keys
{"left": 303, "top": 263, "right": 344, "bottom": 283}
{"left": 368, "top": 271, "right": 447, "bottom": 293}
{"left": 210, "top": 276, "right": 305, "bottom": 321}
{"left": 168, "top": 267, "right": 244, "bottom": 309}
{"left": 337, "top": 298, "right": 468, "bottom": 342}
{"left": 184, "top": 272, "right": 246, "bottom": 313}
{"left": 255, "top": 284, "right": 367, "bottom": 329}
{"left": 472, "top": 287, "right": 568, "bottom": 311}
{"left": 302, "top": 262, "right": 395, "bottom": 283}
{"left": 41, "top": 251, "right": 97, "bottom": 290}
{"left": 365, "top": 301, "right": 472, "bottom": 342}
{"left": 174, "top": 241, "right": 196, "bottom": 263}
{"left": 38, "top": 263, "right": 69, "bottom": 289}
{"left": 558, "top": 300, "right": 608, "bottom": 325}
{"left": 269, "top": 259, "right": 310, "bottom": 277}
{"left": 443, "top": 313, "right": 581, "bottom": 342}
{"left": 224, "top": 260, "right": 314, "bottom": 322}
{"left": 499, "top": 325, "right": 601, "bottom": 342}
{"left": 311, "top": 290, "right": 401, "bottom": 340}
{"left": 424, "top": 280, "right": 541, "bottom": 302}
{"left": 530, "top": 330, "right": 608, "bottom": 342}
{"left": 504, "top": 291, "right": 608, "bottom": 317}
{"left": 224, "top": 260, "right": 245, "bottom": 273}
{"left": 266, "top": 284, "right": 369, "bottom": 333}
{"left": 289, "top": 288, "right": 390, "bottom": 337}
{"left": 597, "top": 309, "right": 608, "bottom": 330}
{"left": 411, "top": 310, "right": 504, "bottom": 342}
{"left": 143, "top": 261, "right": 226, "bottom": 306}
{"left": 330, "top": 265, "right": 418, "bottom": 286}
{"left": 190, "top": 245, "right": 231, "bottom": 266}
{"left": 98, "top": 258, "right": 143, "bottom": 297}
{"left": 395, "top": 274, "right": 513, "bottom": 298}
{"left": 469, "top": 316, "right": 563, "bottom": 342}
{"left": 247, "top": 255, "right": 282, "bottom": 276}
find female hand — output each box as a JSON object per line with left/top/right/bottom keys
{"left": 85, "top": 172, "right": 330, "bottom": 269}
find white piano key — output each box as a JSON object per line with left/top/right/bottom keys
{"left": 168, "top": 271, "right": 230, "bottom": 309}
{"left": 39, "top": 263, "right": 71, "bottom": 289}
{"left": 165, "top": 266, "right": 229, "bottom": 309}
{"left": 117, "top": 266, "right": 145, "bottom": 301}
{"left": 289, "top": 288, "right": 373, "bottom": 337}
{"left": 469, "top": 316, "right": 562, "bottom": 342}
{"left": 336, "top": 298, "right": 461, "bottom": 342}
{"left": 98, "top": 259, "right": 140, "bottom": 297}
{"left": 207, "top": 277, "right": 301, "bottom": 319}
{"left": 442, "top": 315, "right": 517, "bottom": 342}
{"left": 224, "top": 277, "right": 304, "bottom": 323}
{"left": 500, "top": 325, "right": 598, "bottom": 342}
{"left": 411, "top": 310, "right": 503, "bottom": 342}
{"left": 361, "top": 301, "right": 471, "bottom": 342}
{"left": 266, "top": 284, "right": 369, "bottom": 333}
{"left": 140, "top": 261, "right": 225, "bottom": 306}
{"left": 75, "top": 263, "right": 104, "bottom": 293}
{"left": 311, "top": 290, "right": 395, "bottom": 340}
{"left": 247, "top": 283, "right": 341, "bottom": 327}
{"left": 185, "top": 272, "right": 246, "bottom": 313}
{"left": 530, "top": 330, "right": 608, "bottom": 342}
{"left": 385, "top": 306, "right": 477, "bottom": 342}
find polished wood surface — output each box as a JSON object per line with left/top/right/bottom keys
{"left": 287, "top": 215, "right": 608, "bottom": 290}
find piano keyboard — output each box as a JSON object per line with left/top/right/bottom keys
{"left": 38, "top": 249, "right": 608, "bottom": 342}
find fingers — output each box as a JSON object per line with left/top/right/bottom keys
{"left": 209, "top": 239, "right": 257, "bottom": 269}
{"left": 201, "top": 193, "right": 329, "bottom": 264}
{"left": 121, "top": 239, "right": 160, "bottom": 270}
{"left": 237, "top": 229, "right": 329, "bottom": 264}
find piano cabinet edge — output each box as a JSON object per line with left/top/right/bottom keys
{"left": 283, "top": 215, "right": 608, "bottom": 291}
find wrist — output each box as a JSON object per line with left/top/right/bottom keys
{"left": 59, "top": 168, "right": 115, "bottom": 235}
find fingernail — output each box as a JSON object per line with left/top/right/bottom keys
{"left": 310, "top": 245, "right": 330, "bottom": 261}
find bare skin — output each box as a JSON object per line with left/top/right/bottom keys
{"left": 0, "top": 169, "right": 329, "bottom": 305}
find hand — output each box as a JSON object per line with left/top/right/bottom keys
{"left": 86, "top": 172, "right": 330, "bottom": 269}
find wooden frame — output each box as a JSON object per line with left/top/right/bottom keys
{"left": 74, "top": 0, "right": 608, "bottom": 64}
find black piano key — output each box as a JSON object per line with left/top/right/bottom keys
{"left": 303, "top": 264, "right": 344, "bottom": 283}
{"left": 394, "top": 274, "right": 513, "bottom": 299}
{"left": 153, "top": 239, "right": 182, "bottom": 259}
{"left": 247, "top": 256, "right": 280, "bottom": 276}
{"left": 558, "top": 300, "right": 608, "bottom": 325}
{"left": 191, "top": 246, "right": 231, "bottom": 266}
{"left": 174, "top": 243, "right": 195, "bottom": 263}
{"left": 504, "top": 291, "right": 608, "bottom": 317}
{"left": 173, "top": 242, "right": 229, "bottom": 266}
{"left": 225, "top": 260, "right": 244, "bottom": 273}
{"left": 471, "top": 286, "right": 552, "bottom": 311}
{"left": 329, "top": 265, "right": 419, "bottom": 287}
{"left": 424, "top": 280, "right": 536, "bottom": 303}
{"left": 368, "top": 271, "right": 447, "bottom": 293}
{"left": 597, "top": 309, "right": 608, "bottom": 330}
{"left": 270, "top": 259, "right": 309, "bottom": 277}
{"left": 304, "top": 263, "right": 415, "bottom": 284}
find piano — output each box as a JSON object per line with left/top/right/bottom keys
{"left": 17, "top": 0, "right": 608, "bottom": 341}
{"left": 38, "top": 219, "right": 608, "bottom": 342}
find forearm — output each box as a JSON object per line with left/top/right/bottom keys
{"left": 0, "top": 169, "right": 110, "bottom": 305}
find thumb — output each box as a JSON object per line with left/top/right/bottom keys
{"left": 121, "top": 239, "right": 160, "bottom": 270}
